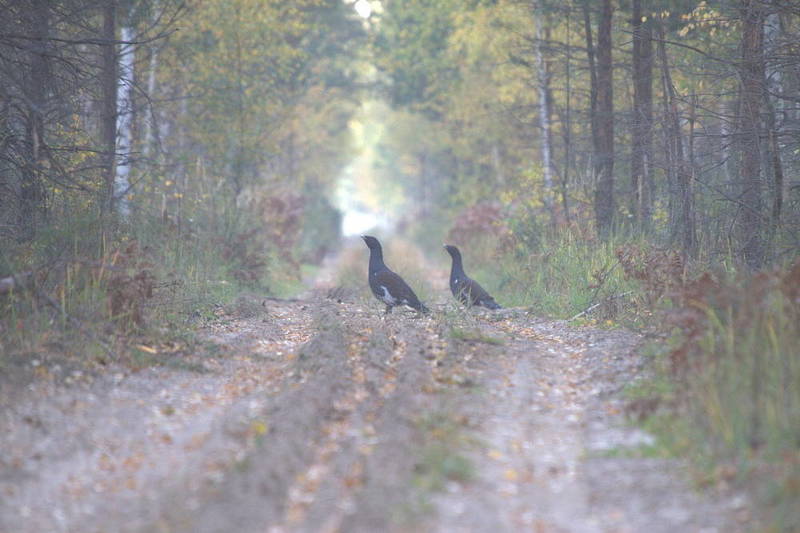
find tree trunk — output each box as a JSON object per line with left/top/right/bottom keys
{"left": 687, "top": 92, "right": 699, "bottom": 256}
{"left": 561, "top": 2, "right": 572, "bottom": 226}
{"left": 143, "top": 1, "right": 161, "bottom": 161}
{"left": 593, "top": 0, "right": 615, "bottom": 238}
{"left": 534, "top": 6, "right": 555, "bottom": 225}
{"left": 657, "top": 22, "right": 696, "bottom": 257}
{"left": 491, "top": 144, "right": 505, "bottom": 185}
{"left": 630, "top": 0, "right": 653, "bottom": 229}
{"left": 101, "top": 0, "right": 118, "bottom": 214}
{"left": 763, "top": 9, "right": 784, "bottom": 256}
{"left": 19, "top": 0, "right": 51, "bottom": 239}
{"left": 0, "top": 100, "right": 23, "bottom": 243}
{"left": 582, "top": 0, "right": 598, "bottom": 157}
{"left": 115, "top": 25, "right": 134, "bottom": 219}
{"left": 739, "top": 0, "right": 766, "bottom": 268}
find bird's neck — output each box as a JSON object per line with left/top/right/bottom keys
{"left": 368, "top": 247, "right": 385, "bottom": 275}
{"left": 449, "top": 255, "right": 465, "bottom": 281}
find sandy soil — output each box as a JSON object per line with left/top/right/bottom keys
{"left": 0, "top": 252, "right": 754, "bottom": 533}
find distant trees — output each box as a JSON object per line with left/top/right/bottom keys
{"left": 159, "top": 0, "right": 363, "bottom": 199}
{"left": 374, "top": 0, "right": 800, "bottom": 266}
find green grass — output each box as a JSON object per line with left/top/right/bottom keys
{"left": 448, "top": 326, "right": 504, "bottom": 345}
{"left": 396, "top": 409, "right": 475, "bottom": 524}
{"left": 413, "top": 410, "right": 475, "bottom": 490}
{"left": 453, "top": 233, "right": 640, "bottom": 321}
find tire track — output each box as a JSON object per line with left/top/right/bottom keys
{"left": 273, "top": 323, "right": 378, "bottom": 531}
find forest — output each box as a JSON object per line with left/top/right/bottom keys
{"left": 1, "top": 0, "right": 799, "bottom": 531}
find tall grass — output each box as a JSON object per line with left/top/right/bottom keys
{"left": 468, "top": 233, "right": 641, "bottom": 320}
{"left": 684, "top": 270, "right": 799, "bottom": 530}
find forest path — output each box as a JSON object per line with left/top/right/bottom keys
{"left": 0, "top": 245, "right": 751, "bottom": 533}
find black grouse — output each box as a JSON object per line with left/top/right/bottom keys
{"left": 444, "top": 244, "right": 502, "bottom": 310}
{"left": 361, "top": 235, "right": 429, "bottom": 315}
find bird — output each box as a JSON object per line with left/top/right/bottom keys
{"left": 361, "top": 235, "right": 429, "bottom": 315}
{"left": 443, "top": 244, "right": 502, "bottom": 310}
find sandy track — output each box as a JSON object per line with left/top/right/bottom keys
{"left": 0, "top": 294, "right": 752, "bottom": 533}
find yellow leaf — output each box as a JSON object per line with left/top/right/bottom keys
{"left": 250, "top": 420, "right": 269, "bottom": 436}
{"left": 137, "top": 345, "right": 158, "bottom": 354}
{"left": 487, "top": 449, "right": 504, "bottom": 460}
{"left": 504, "top": 468, "right": 519, "bottom": 481}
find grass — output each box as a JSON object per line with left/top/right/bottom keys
{"left": 624, "top": 263, "right": 800, "bottom": 531}
{"left": 397, "top": 409, "right": 475, "bottom": 523}
{"left": 448, "top": 326, "right": 504, "bottom": 345}
{"left": 462, "top": 233, "right": 642, "bottom": 322}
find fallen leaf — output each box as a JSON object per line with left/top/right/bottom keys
{"left": 250, "top": 420, "right": 269, "bottom": 436}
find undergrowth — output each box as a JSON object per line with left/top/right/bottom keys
{"left": 0, "top": 198, "right": 309, "bottom": 373}
{"left": 449, "top": 230, "right": 642, "bottom": 322}
{"left": 619, "top": 252, "right": 800, "bottom": 531}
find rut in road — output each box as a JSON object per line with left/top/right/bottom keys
{"left": 0, "top": 295, "right": 752, "bottom": 532}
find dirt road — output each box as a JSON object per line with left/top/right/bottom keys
{"left": 0, "top": 266, "right": 752, "bottom": 532}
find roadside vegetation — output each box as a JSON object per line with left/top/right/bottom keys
{"left": 1, "top": 0, "right": 358, "bottom": 373}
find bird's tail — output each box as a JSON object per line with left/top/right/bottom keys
{"left": 485, "top": 300, "right": 502, "bottom": 310}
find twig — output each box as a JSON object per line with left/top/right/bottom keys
{"left": 569, "top": 291, "right": 634, "bottom": 321}
{"left": 262, "top": 296, "right": 307, "bottom": 304}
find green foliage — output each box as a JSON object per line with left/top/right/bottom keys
{"left": 374, "top": 0, "right": 463, "bottom": 114}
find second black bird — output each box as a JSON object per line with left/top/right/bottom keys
{"left": 444, "top": 244, "right": 502, "bottom": 310}
{"left": 362, "top": 235, "right": 429, "bottom": 315}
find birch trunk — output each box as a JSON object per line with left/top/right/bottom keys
{"left": 101, "top": 0, "right": 117, "bottom": 214}
{"left": 143, "top": 41, "right": 160, "bottom": 159}
{"left": 115, "top": 25, "right": 134, "bottom": 218}
{"left": 534, "top": 9, "right": 554, "bottom": 223}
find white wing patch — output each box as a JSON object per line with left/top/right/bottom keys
{"left": 380, "top": 286, "right": 397, "bottom": 305}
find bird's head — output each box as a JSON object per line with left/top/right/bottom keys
{"left": 361, "top": 235, "right": 381, "bottom": 250}
{"left": 443, "top": 244, "right": 461, "bottom": 259}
